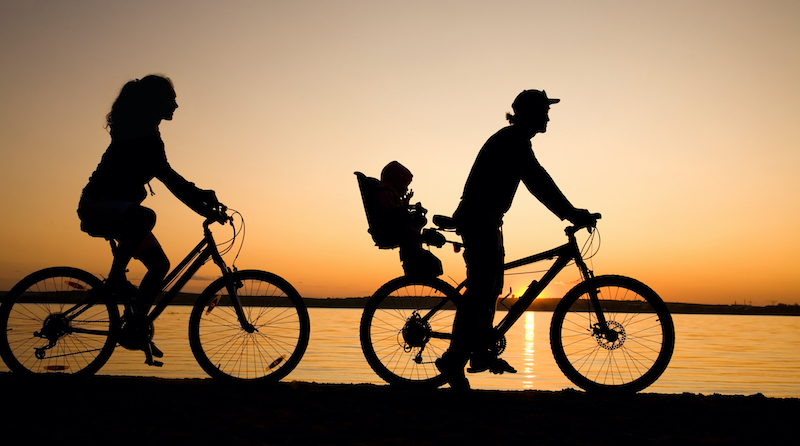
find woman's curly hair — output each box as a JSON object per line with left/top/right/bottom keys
{"left": 106, "top": 75, "right": 174, "bottom": 134}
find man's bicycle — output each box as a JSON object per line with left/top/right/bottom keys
{"left": 359, "top": 215, "right": 674, "bottom": 394}
{"left": 0, "top": 206, "right": 310, "bottom": 382}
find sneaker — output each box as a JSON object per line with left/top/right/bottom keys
{"left": 467, "top": 353, "right": 517, "bottom": 375}
{"left": 435, "top": 357, "right": 470, "bottom": 391}
{"left": 143, "top": 342, "right": 164, "bottom": 367}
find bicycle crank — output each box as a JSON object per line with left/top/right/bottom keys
{"left": 118, "top": 314, "right": 155, "bottom": 351}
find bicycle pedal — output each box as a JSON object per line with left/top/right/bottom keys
{"left": 143, "top": 343, "right": 164, "bottom": 366}
{"left": 145, "top": 358, "right": 164, "bottom": 367}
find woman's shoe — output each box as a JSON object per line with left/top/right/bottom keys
{"left": 435, "top": 357, "right": 471, "bottom": 391}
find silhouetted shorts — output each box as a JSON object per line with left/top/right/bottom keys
{"left": 77, "top": 195, "right": 160, "bottom": 253}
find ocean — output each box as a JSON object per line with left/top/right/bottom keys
{"left": 1, "top": 307, "right": 798, "bottom": 397}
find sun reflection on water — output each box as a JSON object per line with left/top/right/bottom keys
{"left": 523, "top": 311, "right": 535, "bottom": 389}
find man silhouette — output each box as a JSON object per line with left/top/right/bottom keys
{"left": 437, "top": 90, "right": 596, "bottom": 390}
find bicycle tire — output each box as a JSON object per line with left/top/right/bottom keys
{"left": 550, "top": 275, "right": 674, "bottom": 394}
{"left": 360, "top": 276, "right": 460, "bottom": 388}
{"left": 0, "top": 267, "right": 119, "bottom": 377}
{"left": 188, "top": 270, "right": 310, "bottom": 382}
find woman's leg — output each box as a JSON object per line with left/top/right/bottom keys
{"left": 109, "top": 206, "right": 158, "bottom": 283}
{"left": 133, "top": 234, "right": 170, "bottom": 313}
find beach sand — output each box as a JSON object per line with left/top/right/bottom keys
{"left": 1, "top": 373, "right": 795, "bottom": 445}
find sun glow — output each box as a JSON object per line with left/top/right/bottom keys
{"left": 0, "top": 1, "right": 798, "bottom": 305}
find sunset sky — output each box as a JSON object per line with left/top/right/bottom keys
{"left": 1, "top": 0, "right": 798, "bottom": 305}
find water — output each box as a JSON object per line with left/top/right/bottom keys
{"left": 2, "top": 308, "right": 798, "bottom": 397}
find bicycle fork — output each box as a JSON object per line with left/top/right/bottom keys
{"left": 575, "top": 256, "right": 620, "bottom": 344}
{"left": 213, "top": 261, "right": 256, "bottom": 333}
{"left": 205, "top": 228, "right": 256, "bottom": 334}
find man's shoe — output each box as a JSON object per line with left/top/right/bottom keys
{"left": 467, "top": 355, "right": 517, "bottom": 375}
{"left": 435, "top": 357, "right": 470, "bottom": 391}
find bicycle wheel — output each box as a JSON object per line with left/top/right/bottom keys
{"left": 189, "top": 270, "right": 310, "bottom": 382}
{"left": 360, "top": 276, "right": 459, "bottom": 388}
{"left": 0, "top": 267, "right": 119, "bottom": 377}
{"left": 550, "top": 275, "right": 674, "bottom": 394}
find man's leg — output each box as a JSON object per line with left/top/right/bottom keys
{"left": 458, "top": 225, "right": 504, "bottom": 358}
{"left": 437, "top": 223, "right": 504, "bottom": 388}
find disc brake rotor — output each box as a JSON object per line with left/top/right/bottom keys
{"left": 593, "top": 320, "right": 626, "bottom": 350}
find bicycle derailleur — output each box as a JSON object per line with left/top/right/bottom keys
{"left": 400, "top": 312, "right": 432, "bottom": 364}
{"left": 32, "top": 313, "right": 71, "bottom": 359}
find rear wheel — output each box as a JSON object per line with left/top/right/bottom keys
{"left": 550, "top": 275, "right": 674, "bottom": 394}
{"left": 360, "top": 276, "right": 459, "bottom": 388}
{"left": 0, "top": 267, "right": 118, "bottom": 377}
{"left": 189, "top": 270, "right": 310, "bottom": 382}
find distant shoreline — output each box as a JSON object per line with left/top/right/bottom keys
{"left": 301, "top": 297, "right": 800, "bottom": 316}
{"left": 2, "top": 291, "right": 797, "bottom": 315}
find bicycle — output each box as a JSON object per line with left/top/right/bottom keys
{"left": 0, "top": 206, "right": 310, "bottom": 382}
{"left": 359, "top": 213, "right": 675, "bottom": 394}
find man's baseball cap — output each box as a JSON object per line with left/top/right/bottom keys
{"left": 512, "top": 90, "right": 560, "bottom": 115}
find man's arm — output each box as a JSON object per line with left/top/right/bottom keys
{"left": 520, "top": 154, "right": 577, "bottom": 221}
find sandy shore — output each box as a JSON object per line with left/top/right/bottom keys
{"left": 1, "top": 373, "right": 795, "bottom": 445}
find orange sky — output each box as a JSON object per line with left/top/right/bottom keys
{"left": 1, "top": 1, "right": 798, "bottom": 305}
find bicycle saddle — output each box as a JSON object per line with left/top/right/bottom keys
{"left": 432, "top": 215, "right": 457, "bottom": 230}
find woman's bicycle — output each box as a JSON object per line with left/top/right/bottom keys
{"left": 359, "top": 214, "right": 674, "bottom": 394}
{"left": 0, "top": 206, "right": 310, "bottom": 382}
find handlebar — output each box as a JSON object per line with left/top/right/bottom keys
{"left": 204, "top": 203, "right": 231, "bottom": 226}
{"left": 565, "top": 213, "right": 602, "bottom": 236}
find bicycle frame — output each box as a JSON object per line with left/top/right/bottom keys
{"left": 144, "top": 218, "right": 253, "bottom": 332}
{"left": 493, "top": 228, "right": 595, "bottom": 336}
{"left": 54, "top": 217, "right": 251, "bottom": 339}
{"left": 442, "top": 226, "right": 610, "bottom": 341}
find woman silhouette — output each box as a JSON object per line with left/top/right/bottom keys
{"left": 77, "top": 75, "right": 220, "bottom": 364}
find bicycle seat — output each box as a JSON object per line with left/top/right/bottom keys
{"left": 432, "top": 215, "right": 457, "bottom": 230}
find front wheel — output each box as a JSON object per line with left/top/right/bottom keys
{"left": 0, "top": 267, "right": 119, "bottom": 377}
{"left": 360, "top": 276, "right": 460, "bottom": 388}
{"left": 550, "top": 275, "right": 674, "bottom": 394}
{"left": 189, "top": 270, "right": 310, "bottom": 382}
